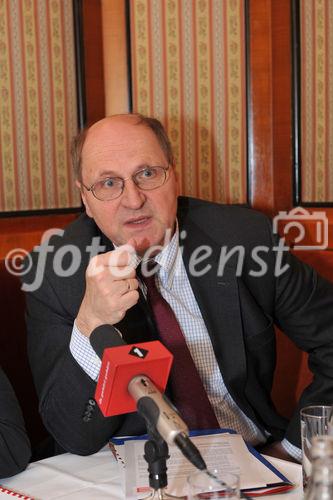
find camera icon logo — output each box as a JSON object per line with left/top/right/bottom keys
{"left": 272, "top": 207, "right": 328, "bottom": 250}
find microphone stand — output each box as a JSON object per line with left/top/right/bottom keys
{"left": 140, "top": 424, "right": 185, "bottom": 499}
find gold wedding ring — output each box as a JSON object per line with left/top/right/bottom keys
{"left": 125, "top": 278, "right": 137, "bottom": 293}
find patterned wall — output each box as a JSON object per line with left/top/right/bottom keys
{"left": 300, "top": 0, "right": 333, "bottom": 203}
{"left": 130, "top": 0, "right": 247, "bottom": 204}
{"left": 0, "top": 0, "right": 80, "bottom": 212}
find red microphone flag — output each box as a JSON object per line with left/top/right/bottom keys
{"left": 95, "top": 340, "right": 173, "bottom": 417}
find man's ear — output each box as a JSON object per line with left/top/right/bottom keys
{"left": 173, "top": 167, "right": 180, "bottom": 196}
{"left": 76, "top": 180, "right": 93, "bottom": 218}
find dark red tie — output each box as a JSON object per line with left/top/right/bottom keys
{"left": 142, "top": 267, "right": 219, "bottom": 430}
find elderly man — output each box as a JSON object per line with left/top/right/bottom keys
{"left": 23, "top": 113, "right": 333, "bottom": 462}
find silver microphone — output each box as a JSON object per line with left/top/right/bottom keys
{"left": 128, "top": 375, "right": 188, "bottom": 443}
{"left": 128, "top": 375, "right": 207, "bottom": 470}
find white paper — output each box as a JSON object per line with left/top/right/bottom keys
{"left": 122, "top": 433, "right": 287, "bottom": 499}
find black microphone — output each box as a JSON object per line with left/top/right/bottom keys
{"left": 90, "top": 324, "right": 124, "bottom": 355}
{"left": 90, "top": 324, "right": 207, "bottom": 470}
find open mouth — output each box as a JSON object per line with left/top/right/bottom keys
{"left": 125, "top": 216, "right": 152, "bottom": 226}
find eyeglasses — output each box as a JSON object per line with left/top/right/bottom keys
{"left": 80, "top": 165, "right": 170, "bottom": 201}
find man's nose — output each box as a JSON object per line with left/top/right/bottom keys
{"left": 120, "top": 179, "right": 145, "bottom": 209}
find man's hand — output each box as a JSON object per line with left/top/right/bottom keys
{"left": 257, "top": 441, "right": 300, "bottom": 463}
{"left": 76, "top": 240, "right": 139, "bottom": 336}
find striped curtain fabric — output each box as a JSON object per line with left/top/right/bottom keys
{"left": 0, "top": 0, "right": 80, "bottom": 212}
{"left": 130, "top": 0, "right": 247, "bottom": 204}
{"left": 300, "top": 0, "right": 333, "bottom": 203}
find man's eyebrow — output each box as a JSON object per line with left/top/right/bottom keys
{"left": 97, "top": 170, "right": 120, "bottom": 178}
{"left": 96, "top": 164, "right": 153, "bottom": 179}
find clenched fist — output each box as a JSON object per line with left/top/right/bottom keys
{"left": 76, "top": 239, "right": 140, "bottom": 336}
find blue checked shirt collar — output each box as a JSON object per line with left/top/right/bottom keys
{"left": 153, "top": 222, "right": 180, "bottom": 290}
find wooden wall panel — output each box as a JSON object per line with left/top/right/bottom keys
{"left": 0, "top": 213, "right": 78, "bottom": 260}
{"left": 101, "top": 0, "right": 129, "bottom": 114}
{"left": 247, "top": 0, "right": 293, "bottom": 216}
{"left": 82, "top": 0, "right": 105, "bottom": 125}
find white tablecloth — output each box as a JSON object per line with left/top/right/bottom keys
{"left": 0, "top": 448, "right": 303, "bottom": 499}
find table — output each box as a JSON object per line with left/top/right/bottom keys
{"left": 0, "top": 448, "right": 303, "bottom": 499}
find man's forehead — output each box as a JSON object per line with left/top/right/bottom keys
{"left": 81, "top": 117, "right": 165, "bottom": 175}
{"left": 86, "top": 116, "right": 146, "bottom": 144}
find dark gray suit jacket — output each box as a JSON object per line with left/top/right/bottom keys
{"left": 0, "top": 366, "right": 31, "bottom": 478}
{"left": 23, "top": 197, "right": 333, "bottom": 454}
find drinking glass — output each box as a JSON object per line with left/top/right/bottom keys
{"left": 301, "top": 405, "right": 333, "bottom": 488}
{"left": 187, "top": 469, "right": 240, "bottom": 499}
